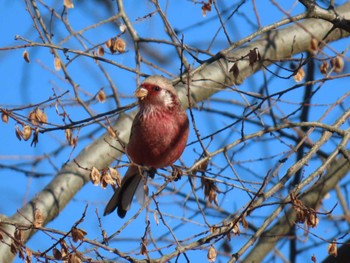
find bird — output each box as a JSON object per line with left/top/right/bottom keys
{"left": 104, "top": 75, "right": 189, "bottom": 218}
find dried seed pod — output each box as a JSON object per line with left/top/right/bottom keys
{"left": 231, "top": 222, "right": 240, "bottom": 235}
{"left": 22, "top": 125, "right": 32, "bottom": 141}
{"left": 306, "top": 212, "right": 319, "bottom": 228}
{"left": 202, "top": 178, "right": 219, "bottom": 206}
{"left": 207, "top": 245, "right": 217, "bottom": 262}
{"left": 29, "top": 108, "right": 48, "bottom": 125}
{"left": 330, "top": 55, "right": 344, "bottom": 73}
{"left": 15, "top": 126, "right": 23, "bottom": 141}
{"left": 294, "top": 67, "right": 305, "bottom": 82}
{"left": 64, "top": 0, "right": 74, "bottom": 8}
{"left": 109, "top": 167, "right": 121, "bottom": 187}
{"left": 60, "top": 239, "right": 69, "bottom": 257}
{"left": 52, "top": 248, "right": 62, "bottom": 260}
{"left": 71, "top": 227, "right": 87, "bottom": 242}
{"left": 28, "top": 110, "right": 37, "bottom": 126}
{"left": 320, "top": 61, "right": 329, "bottom": 75}
{"left": 35, "top": 108, "right": 48, "bottom": 124}
{"left": 101, "top": 170, "right": 116, "bottom": 189}
{"left": 90, "top": 167, "right": 101, "bottom": 186}
{"left": 327, "top": 241, "right": 337, "bottom": 257}
{"left": 114, "top": 38, "right": 126, "bottom": 53}
{"left": 54, "top": 56, "right": 62, "bottom": 71}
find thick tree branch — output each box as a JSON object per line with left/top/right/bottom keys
{"left": 1, "top": 2, "right": 350, "bottom": 262}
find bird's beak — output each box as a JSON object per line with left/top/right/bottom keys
{"left": 134, "top": 87, "right": 148, "bottom": 100}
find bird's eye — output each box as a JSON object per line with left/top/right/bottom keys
{"left": 153, "top": 86, "right": 161, "bottom": 92}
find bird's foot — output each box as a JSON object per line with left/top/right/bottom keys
{"left": 147, "top": 167, "right": 157, "bottom": 179}
{"left": 171, "top": 165, "right": 183, "bottom": 181}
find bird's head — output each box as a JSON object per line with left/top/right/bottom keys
{"left": 135, "top": 75, "right": 179, "bottom": 109}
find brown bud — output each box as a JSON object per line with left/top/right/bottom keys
{"left": 105, "top": 38, "right": 113, "bottom": 49}
{"left": 1, "top": 112, "right": 9, "bottom": 123}
{"left": 97, "top": 46, "right": 105, "bottom": 56}
{"left": 23, "top": 50, "right": 30, "bottom": 63}
{"left": 97, "top": 89, "right": 106, "bottom": 103}
{"left": 202, "top": 2, "right": 212, "bottom": 17}
{"left": 309, "top": 38, "right": 318, "bottom": 53}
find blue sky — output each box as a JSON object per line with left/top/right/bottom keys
{"left": 1, "top": 1, "right": 349, "bottom": 262}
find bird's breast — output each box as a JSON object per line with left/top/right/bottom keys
{"left": 126, "top": 108, "right": 189, "bottom": 168}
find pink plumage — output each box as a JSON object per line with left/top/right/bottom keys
{"left": 104, "top": 75, "right": 189, "bottom": 218}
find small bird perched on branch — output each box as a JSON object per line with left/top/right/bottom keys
{"left": 104, "top": 75, "right": 189, "bottom": 218}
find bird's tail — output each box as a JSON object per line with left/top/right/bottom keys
{"left": 104, "top": 165, "right": 142, "bottom": 218}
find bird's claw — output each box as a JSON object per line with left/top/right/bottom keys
{"left": 171, "top": 166, "right": 183, "bottom": 181}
